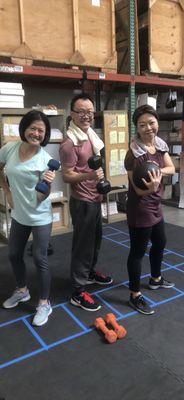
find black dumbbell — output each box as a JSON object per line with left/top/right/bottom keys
{"left": 88, "top": 155, "right": 111, "bottom": 194}
{"left": 35, "top": 159, "right": 60, "bottom": 194}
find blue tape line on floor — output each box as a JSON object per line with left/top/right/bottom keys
{"left": 1, "top": 225, "right": 184, "bottom": 370}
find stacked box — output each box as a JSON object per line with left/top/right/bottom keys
{"left": 101, "top": 201, "right": 118, "bottom": 217}
{"left": 0, "top": 82, "right": 24, "bottom": 108}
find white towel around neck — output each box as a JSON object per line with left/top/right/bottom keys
{"left": 67, "top": 120, "right": 104, "bottom": 155}
{"left": 130, "top": 134, "right": 169, "bottom": 158}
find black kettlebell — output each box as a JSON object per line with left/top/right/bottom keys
{"left": 88, "top": 155, "right": 111, "bottom": 194}
{"left": 133, "top": 160, "right": 160, "bottom": 190}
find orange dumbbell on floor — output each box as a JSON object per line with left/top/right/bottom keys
{"left": 105, "top": 313, "right": 127, "bottom": 339}
{"left": 94, "top": 317, "right": 117, "bottom": 344}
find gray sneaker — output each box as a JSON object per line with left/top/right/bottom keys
{"left": 3, "top": 288, "right": 31, "bottom": 309}
{"left": 32, "top": 302, "right": 52, "bottom": 326}
{"left": 129, "top": 294, "right": 154, "bottom": 315}
{"left": 149, "top": 277, "right": 175, "bottom": 290}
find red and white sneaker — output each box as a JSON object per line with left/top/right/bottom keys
{"left": 70, "top": 292, "right": 101, "bottom": 311}
{"left": 87, "top": 271, "right": 113, "bottom": 285}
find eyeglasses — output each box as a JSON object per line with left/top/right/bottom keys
{"left": 72, "top": 110, "right": 94, "bottom": 118}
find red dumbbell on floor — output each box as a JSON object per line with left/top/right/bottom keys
{"left": 94, "top": 317, "right": 117, "bottom": 344}
{"left": 105, "top": 313, "right": 127, "bottom": 339}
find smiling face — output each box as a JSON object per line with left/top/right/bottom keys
{"left": 136, "top": 113, "right": 159, "bottom": 145}
{"left": 24, "top": 120, "right": 46, "bottom": 146}
{"left": 71, "top": 98, "right": 94, "bottom": 133}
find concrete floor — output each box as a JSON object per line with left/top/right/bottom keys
{"left": 163, "top": 205, "right": 184, "bottom": 227}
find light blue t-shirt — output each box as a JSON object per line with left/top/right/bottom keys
{"left": 0, "top": 141, "right": 53, "bottom": 226}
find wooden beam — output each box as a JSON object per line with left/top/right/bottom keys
{"left": 18, "top": 0, "right": 25, "bottom": 43}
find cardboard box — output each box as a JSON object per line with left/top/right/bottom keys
{"left": 169, "top": 131, "right": 182, "bottom": 142}
{"left": 52, "top": 201, "right": 69, "bottom": 232}
{"left": 0, "top": 101, "right": 24, "bottom": 108}
{"left": 137, "top": 93, "right": 157, "bottom": 109}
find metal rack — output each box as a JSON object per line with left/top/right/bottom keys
{"left": 0, "top": 1, "right": 184, "bottom": 212}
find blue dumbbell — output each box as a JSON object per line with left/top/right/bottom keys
{"left": 35, "top": 159, "right": 60, "bottom": 194}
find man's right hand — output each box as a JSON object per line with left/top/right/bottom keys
{"left": 88, "top": 167, "right": 104, "bottom": 181}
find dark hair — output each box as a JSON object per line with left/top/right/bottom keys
{"left": 19, "top": 110, "right": 51, "bottom": 146}
{"left": 132, "top": 105, "right": 159, "bottom": 126}
{"left": 70, "top": 93, "right": 94, "bottom": 111}
{"left": 66, "top": 115, "right": 72, "bottom": 129}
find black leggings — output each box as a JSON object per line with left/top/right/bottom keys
{"left": 127, "top": 220, "right": 166, "bottom": 293}
{"left": 8, "top": 218, "right": 52, "bottom": 300}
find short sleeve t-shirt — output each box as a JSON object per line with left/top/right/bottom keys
{"left": 124, "top": 149, "right": 166, "bottom": 228}
{"left": 59, "top": 137, "right": 102, "bottom": 203}
{"left": 0, "top": 141, "right": 52, "bottom": 226}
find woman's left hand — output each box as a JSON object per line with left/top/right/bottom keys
{"left": 142, "top": 168, "right": 162, "bottom": 193}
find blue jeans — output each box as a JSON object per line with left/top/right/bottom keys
{"left": 8, "top": 218, "right": 52, "bottom": 299}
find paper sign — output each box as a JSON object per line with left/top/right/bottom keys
{"left": 119, "top": 149, "right": 127, "bottom": 161}
{"left": 110, "top": 149, "right": 119, "bottom": 162}
{"left": 109, "top": 161, "right": 124, "bottom": 176}
{"left": 53, "top": 212, "right": 60, "bottom": 223}
{"left": 118, "top": 114, "right": 126, "bottom": 128}
{"left": 3, "top": 123, "right": 19, "bottom": 136}
{"left": 109, "top": 161, "right": 118, "bottom": 176}
{"left": 109, "top": 130, "right": 117, "bottom": 144}
{"left": 118, "top": 131, "right": 125, "bottom": 143}
{"left": 119, "top": 160, "right": 126, "bottom": 175}
{"left": 92, "top": 0, "right": 100, "bottom": 6}
{"left": 109, "top": 118, "right": 117, "bottom": 129}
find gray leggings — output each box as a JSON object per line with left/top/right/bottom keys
{"left": 8, "top": 218, "right": 52, "bottom": 300}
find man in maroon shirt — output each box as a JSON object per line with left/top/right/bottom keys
{"left": 59, "top": 93, "right": 113, "bottom": 311}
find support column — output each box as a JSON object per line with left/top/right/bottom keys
{"left": 129, "top": 0, "right": 136, "bottom": 140}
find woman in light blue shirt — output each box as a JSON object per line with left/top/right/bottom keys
{"left": 0, "top": 110, "right": 55, "bottom": 326}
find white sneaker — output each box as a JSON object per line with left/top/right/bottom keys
{"left": 32, "top": 302, "right": 52, "bottom": 326}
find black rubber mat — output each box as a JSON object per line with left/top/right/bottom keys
{"left": 0, "top": 221, "right": 184, "bottom": 400}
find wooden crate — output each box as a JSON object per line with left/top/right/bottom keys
{"left": 148, "top": 0, "right": 184, "bottom": 75}
{"left": 116, "top": 0, "right": 184, "bottom": 76}
{"left": 0, "top": 0, "right": 117, "bottom": 72}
